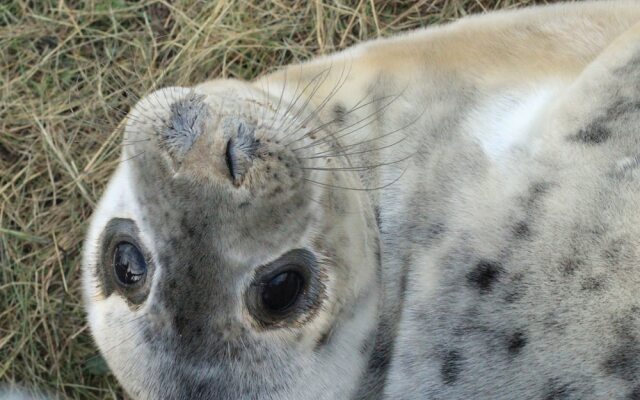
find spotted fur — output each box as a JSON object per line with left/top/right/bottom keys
{"left": 83, "top": 2, "right": 640, "bottom": 399}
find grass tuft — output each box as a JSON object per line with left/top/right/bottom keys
{"left": 1, "top": 0, "right": 561, "bottom": 398}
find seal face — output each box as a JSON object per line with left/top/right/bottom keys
{"left": 83, "top": 2, "right": 640, "bottom": 399}
{"left": 83, "top": 83, "right": 380, "bottom": 399}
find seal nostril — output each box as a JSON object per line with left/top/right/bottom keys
{"left": 225, "top": 138, "right": 236, "bottom": 181}
{"left": 222, "top": 117, "right": 259, "bottom": 185}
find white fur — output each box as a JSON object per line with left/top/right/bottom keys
{"left": 465, "top": 86, "right": 560, "bottom": 166}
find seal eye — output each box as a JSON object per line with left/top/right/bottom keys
{"left": 113, "top": 242, "right": 147, "bottom": 287}
{"left": 100, "top": 219, "right": 153, "bottom": 305}
{"left": 246, "top": 249, "right": 323, "bottom": 327}
{"left": 261, "top": 270, "right": 303, "bottom": 313}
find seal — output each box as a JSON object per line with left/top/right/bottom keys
{"left": 83, "top": 2, "right": 640, "bottom": 399}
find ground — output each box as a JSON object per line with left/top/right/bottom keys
{"left": 0, "top": 0, "right": 562, "bottom": 398}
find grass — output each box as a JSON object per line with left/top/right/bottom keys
{"left": 1, "top": 0, "right": 562, "bottom": 398}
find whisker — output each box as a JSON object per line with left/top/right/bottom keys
{"left": 118, "top": 151, "right": 146, "bottom": 165}
{"left": 267, "top": 67, "right": 289, "bottom": 132}
{"left": 291, "top": 89, "right": 406, "bottom": 151}
{"left": 300, "top": 103, "right": 426, "bottom": 158}
{"left": 303, "top": 164, "right": 409, "bottom": 192}
{"left": 301, "top": 135, "right": 409, "bottom": 160}
{"left": 284, "top": 92, "right": 397, "bottom": 147}
{"left": 276, "top": 65, "right": 334, "bottom": 138}
{"left": 301, "top": 151, "right": 415, "bottom": 172}
{"left": 283, "top": 58, "right": 353, "bottom": 142}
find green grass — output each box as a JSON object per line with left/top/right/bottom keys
{"left": 1, "top": 0, "right": 561, "bottom": 398}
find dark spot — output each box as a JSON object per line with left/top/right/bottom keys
{"left": 466, "top": 260, "right": 503, "bottom": 293}
{"left": 397, "top": 253, "right": 411, "bottom": 304}
{"left": 399, "top": 267, "right": 408, "bottom": 298}
{"left": 543, "top": 379, "right": 573, "bottom": 400}
{"left": 605, "top": 97, "right": 640, "bottom": 120}
{"left": 580, "top": 276, "right": 604, "bottom": 291}
{"left": 441, "top": 349, "right": 462, "bottom": 385}
{"left": 504, "top": 290, "right": 522, "bottom": 303}
{"left": 628, "top": 386, "right": 640, "bottom": 400}
{"left": 559, "top": 257, "right": 581, "bottom": 276}
{"left": 529, "top": 181, "right": 550, "bottom": 197}
{"left": 506, "top": 331, "right": 527, "bottom": 355}
{"left": 332, "top": 103, "right": 347, "bottom": 125}
{"left": 373, "top": 206, "right": 382, "bottom": 228}
{"left": 191, "top": 381, "right": 208, "bottom": 398}
{"left": 603, "top": 345, "right": 640, "bottom": 381}
{"left": 368, "top": 348, "right": 390, "bottom": 372}
{"left": 603, "top": 239, "right": 625, "bottom": 262}
{"left": 513, "top": 221, "right": 530, "bottom": 239}
{"left": 186, "top": 225, "right": 196, "bottom": 238}
{"left": 571, "top": 122, "right": 611, "bottom": 144}
{"left": 427, "top": 222, "right": 446, "bottom": 239}
{"left": 523, "top": 181, "right": 551, "bottom": 209}
{"left": 174, "top": 314, "right": 189, "bottom": 335}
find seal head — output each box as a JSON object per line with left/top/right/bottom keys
{"left": 82, "top": 82, "right": 381, "bottom": 399}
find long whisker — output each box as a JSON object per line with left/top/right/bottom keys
{"left": 300, "top": 103, "right": 426, "bottom": 158}
{"left": 283, "top": 58, "right": 353, "bottom": 143}
{"left": 291, "top": 89, "right": 406, "bottom": 152}
{"left": 274, "top": 66, "right": 332, "bottom": 136}
{"left": 300, "top": 135, "right": 409, "bottom": 160}
{"left": 277, "top": 65, "right": 334, "bottom": 139}
{"left": 303, "top": 164, "right": 409, "bottom": 192}
{"left": 301, "top": 151, "right": 415, "bottom": 172}
{"left": 284, "top": 92, "right": 397, "bottom": 147}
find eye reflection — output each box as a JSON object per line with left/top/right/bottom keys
{"left": 113, "top": 241, "right": 147, "bottom": 286}
{"left": 261, "top": 269, "right": 304, "bottom": 312}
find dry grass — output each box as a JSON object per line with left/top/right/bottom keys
{"left": 1, "top": 0, "right": 562, "bottom": 398}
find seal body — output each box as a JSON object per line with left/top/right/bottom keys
{"left": 83, "top": 2, "right": 640, "bottom": 399}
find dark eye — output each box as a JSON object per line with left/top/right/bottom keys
{"left": 261, "top": 270, "right": 303, "bottom": 313}
{"left": 246, "top": 249, "right": 322, "bottom": 327}
{"left": 113, "top": 242, "right": 147, "bottom": 287}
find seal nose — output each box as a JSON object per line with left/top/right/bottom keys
{"left": 223, "top": 117, "right": 259, "bottom": 185}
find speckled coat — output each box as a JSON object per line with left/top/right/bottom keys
{"left": 83, "top": 2, "right": 640, "bottom": 399}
